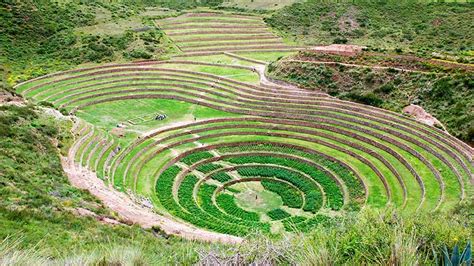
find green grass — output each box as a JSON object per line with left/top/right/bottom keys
{"left": 261, "top": 179, "right": 304, "bottom": 209}
{"left": 266, "top": 1, "right": 474, "bottom": 55}
{"left": 78, "top": 98, "right": 240, "bottom": 132}
{"left": 177, "top": 54, "right": 259, "bottom": 66}
{"left": 234, "top": 182, "right": 284, "bottom": 213}
{"left": 4, "top": 1, "right": 474, "bottom": 263}
{"left": 172, "top": 174, "right": 270, "bottom": 235}
{"left": 132, "top": 127, "right": 386, "bottom": 210}
{"left": 180, "top": 151, "right": 214, "bottom": 165}
{"left": 211, "top": 172, "right": 233, "bottom": 183}
{"left": 216, "top": 193, "right": 260, "bottom": 221}
{"left": 0, "top": 104, "right": 217, "bottom": 263}
{"left": 235, "top": 51, "right": 296, "bottom": 62}
{"left": 161, "top": 63, "right": 260, "bottom": 83}
{"left": 82, "top": 102, "right": 464, "bottom": 214}
{"left": 128, "top": 120, "right": 394, "bottom": 206}
{"left": 196, "top": 163, "right": 222, "bottom": 173}
{"left": 267, "top": 208, "right": 292, "bottom": 220}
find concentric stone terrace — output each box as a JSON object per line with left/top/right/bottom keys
{"left": 155, "top": 12, "right": 303, "bottom": 56}
{"left": 16, "top": 56, "right": 473, "bottom": 236}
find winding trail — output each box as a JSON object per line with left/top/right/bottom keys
{"left": 281, "top": 59, "right": 435, "bottom": 74}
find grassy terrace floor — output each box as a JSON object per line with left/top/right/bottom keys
{"left": 14, "top": 11, "right": 473, "bottom": 239}
{"left": 155, "top": 12, "right": 302, "bottom": 56}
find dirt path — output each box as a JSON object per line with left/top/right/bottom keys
{"left": 254, "top": 64, "right": 318, "bottom": 93}
{"left": 62, "top": 126, "right": 243, "bottom": 244}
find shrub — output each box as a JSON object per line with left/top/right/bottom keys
{"left": 333, "top": 37, "right": 348, "bottom": 44}
{"left": 343, "top": 92, "right": 383, "bottom": 107}
{"left": 267, "top": 208, "right": 291, "bottom": 220}
{"left": 375, "top": 83, "right": 395, "bottom": 94}
{"left": 124, "top": 49, "right": 152, "bottom": 59}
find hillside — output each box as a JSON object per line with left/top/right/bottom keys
{"left": 266, "top": 1, "right": 474, "bottom": 59}
{"left": 267, "top": 51, "right": 474, "bottom": 144}
{"left": 1, "top": 1, "right": 474, "bottom": 265}
{"left": 0, "top": 1, "right": 179, "bottom": 82}
{"left": 0, "top": 94, "right": 220, "bottom": 264}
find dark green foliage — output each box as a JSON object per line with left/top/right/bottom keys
{"left": 216, "top": 193, "right": 260, "bottom": 222}
{"left": 261, "top": 180, "right": 303, "bottom": 209}
{"left": 210, "top": 172, "right": 232, "bottom": 183}
{"left": 344, "top": 92, "right": 383, "bottom": 107}
{"left": 333, "top": 37, "right": 348, "bottom": 44}
{"left": 156, "top": 170, "right": 270, "bottom": 235}
{"left": 156, "top": 165, "right": 182, "bottom": 215}
{"left": 196, "top": 163, "right": 222, "bottom": 173}
{"left": 197, "top": 184, "right": 267, "bottom": 230}
{"left": 226, "top": 156, "right": 341, "bottom": 210}
{"left": 267, "top": 208, "right": 291, "bottom": 220}
{"left": 375, "top": 83, "right": 395, "bottom": 94}
{"left": 267, "top": 61, "right": 334, "bottom": 89}
{"left": 123, "top": 49, "right": 152, "bottom": 59}
{"left": 1, "top": 1, "right": 93, "bottom": 79}
{"left": 1, "top": 1, "right": 172, "bottom": 82}
{"left": 219, "top": 144, "right": 365, "bottom": 203}
{"left": 266, "top": 1, "right": 474, "bottom": 55}
{"left": 180, "top": 151, "right": 214, "bottom": 165}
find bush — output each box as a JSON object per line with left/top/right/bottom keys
{"left": 375, "top": 83, "right": 395, "bottom": 94}
{"left": 333, "top": 37, "right": 348, "bottom": 44}
{"left": 267, "top": 208, "right": 291, "bottom": 220}
{"left": 344, "top": 92, "right": 383, "bottom": 107}
{"left": 124, "top": 49, "right": 152, "bottom": 59}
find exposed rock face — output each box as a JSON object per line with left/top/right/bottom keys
{"left": 403, "top": 104, "right": 445, "bottom": 130}
{"left": 0, "top": 90, "right": 24, "bottom": 106}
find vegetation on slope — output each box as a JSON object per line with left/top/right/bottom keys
{"left": 266, "top": 1, "right": 474, "bottom": 59}
{"left": 1, "top": 1, "right": 473, "bottom": 264}
{"left": 0, "top": 95, "right": 218, "bottom": 264}
{"left": 0, "top": 0, "right": 179, "bottom": 82}
{"left": 0, "top": 0, "right": 270, "bottom": 83}
{"left": 267, "top": 51, "right": 474, "bottom": 144}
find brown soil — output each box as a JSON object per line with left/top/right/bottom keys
{"left": 338, "top": 6, "right": 360, "bottom": 33}
{"left": 110, "top": 127, "right": 125, "bottom": 137}
{"left": 0, "top": 91, "right": 24, "bottom": 106}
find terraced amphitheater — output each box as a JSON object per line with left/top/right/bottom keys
{"left": 15, "top": 11, "right": 473, "bottom": 243}
{"left": 156, "top": 12, "right": 304, "bottom": 56}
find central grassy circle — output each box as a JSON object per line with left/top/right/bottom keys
{"left": 232, "top": 181, "right": 283, "bottom": 213}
